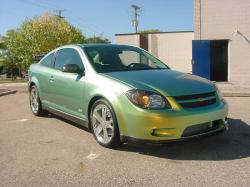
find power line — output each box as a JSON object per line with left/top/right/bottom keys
{"left": 12, "top": 0, "right": 106, "bottom": 37}
{"left": 131, "top": 4, "right": 140, "bottom": 33}
{"left": 31, "top": 0, "right": 104, "bottom": 33}
{"left": 20, "top": 0, "right": 51, "bottom": 10}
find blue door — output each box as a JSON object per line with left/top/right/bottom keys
{"left": 192, "top": 40, "right": 211, "bottom": 80}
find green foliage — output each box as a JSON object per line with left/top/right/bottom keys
{"left": 0, "top": 36, "right": 6, "bottom": 49}
{"left": 0, "top": 34, "right": 19, "bottom": 73}
{"left": 84, "top": 36, "right": 110, "bottom": 44}
{"left": 0, "top": 48, "right": 18, "bottom": 70}
{"left": 0, "top": 43, "right": 6, "bottom": 49}
{"left": 139, "top": 29, "right": 161, "bottom": 33}
{"left": 3, "top": 13, "right": 85, "bottom": 69}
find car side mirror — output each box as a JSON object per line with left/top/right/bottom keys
{"left": 62, "top": 64, "right": 85, "bottom": 75}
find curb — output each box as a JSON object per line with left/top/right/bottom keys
{"left": 0, "top": 90, "right": 17, "bottom": 96}
{"left": 223, "top": 93, "right": 250, "bottom": 97}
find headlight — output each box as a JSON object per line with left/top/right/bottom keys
{"left": 125, "top": 89, "right": 171, "bottom": 109}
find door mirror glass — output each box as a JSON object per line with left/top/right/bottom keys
{"left": 62, "top": 64, "right": 84, "bottom": 74}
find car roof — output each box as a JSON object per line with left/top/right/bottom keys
{"left": 77, "top": 43, "right": 134, "bottom": 48}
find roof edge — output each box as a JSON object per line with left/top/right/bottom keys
{"left": 115, "top": 31, "right": 194, "bottom": 36}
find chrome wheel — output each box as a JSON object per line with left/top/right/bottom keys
{"left": 92, "top": 103, "right": 114, "bottom": 144}
{"left": 30, "top": 87, "right": 39, "bottom": 114}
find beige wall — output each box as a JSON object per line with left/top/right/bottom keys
{"left": 194, "top": 0, "right": 250, "bottom": 86}
{"left": 115, "top": 32, "right": 194, "bottom": 73}
{"left": 115, "top": 34, "right": 140, "bottom": 47}
{"left": 148, "top": 32, "right": 194, "bottom": 73}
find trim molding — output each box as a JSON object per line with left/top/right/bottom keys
{"left": 44, "top": 106, "right": 89, "bottom": 128}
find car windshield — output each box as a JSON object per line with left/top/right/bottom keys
{"left": 83, "top": 45, "right": 169, "bottom": 73}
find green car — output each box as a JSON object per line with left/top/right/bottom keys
{"left": 28, "top": 44, "right": 228, "bottom": 147}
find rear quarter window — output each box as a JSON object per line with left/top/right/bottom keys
{"left": 40, "top": 53, "right": 54, "bottom": 67}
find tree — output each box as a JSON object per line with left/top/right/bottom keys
{"left": 3, "top": 13, "right": 85, "bottom": 69}
{"left": 84, "top": 36, "right": 110, "bottom": 44}
{"left": 0, "top": 36, "right": 10, "bottom": 74}
{"left": 0, "top": 50, "right": 19, "bottom": 77}
{"left": 139, "top": 29, "right": 161, "bottom": 33}
{"left": 0, "top": 35, "right": 6, "bottom": 49}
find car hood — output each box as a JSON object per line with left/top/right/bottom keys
{"left": 103, "top": 69, "right": 215, "bottom": 96}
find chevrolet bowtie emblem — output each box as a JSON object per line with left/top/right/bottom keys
{"left": 197, "top": 98, "right": 204, "bottom": 102}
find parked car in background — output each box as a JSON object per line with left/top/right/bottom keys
{"left": 28, "top": 44, "right": 228, "bottom": 148}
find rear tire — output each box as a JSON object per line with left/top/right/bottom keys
{"left": 90, "top": 99, "right": 122, "bottom": 148}
{"left": 29, "top": 85, "right": 45, "bottom": 116}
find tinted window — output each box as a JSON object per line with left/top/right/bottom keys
{"left": 54, "top": 48, "right": 84, "bottom": 71}
{"left": 40, "top": 53, "right": 54, "bottom": 67}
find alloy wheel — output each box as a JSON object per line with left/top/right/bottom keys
{"left": 92, "top": 103, "right": 114, "bottom": 144}
{"left": 30, "top": 87, "right": 39, "bottom": 114}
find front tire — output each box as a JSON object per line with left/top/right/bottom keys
{"left": 90, "top": 99, "right": 122, "bottom": 148}
{"left": 29, "top": 85, "right": 45, "bottom": 116}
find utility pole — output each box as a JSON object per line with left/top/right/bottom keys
{"left": 131, "top": 5, "right": 140, "bottom": 33}
{"left": 54, "top": 9, "right": 65, "bottom": 19}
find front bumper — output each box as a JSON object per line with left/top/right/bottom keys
{"left": 121, "top": 119, "right": 228, "bottom": 144}
{"left": 114, "top": 96, "right": 228, "bottom": 142}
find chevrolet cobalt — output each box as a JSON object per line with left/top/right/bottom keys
{"left": 28, "top": 44, "right": 228, "bottom": 147}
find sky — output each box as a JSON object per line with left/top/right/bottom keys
{"left": 0, "top": 0, "right": 193, "bottom": 42}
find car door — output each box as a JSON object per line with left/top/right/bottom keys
{"left": 36, "top": 52, "right": 56, "bottom": 103}
{"left": 49, "top": 47, "right": 86, "bottom": 120}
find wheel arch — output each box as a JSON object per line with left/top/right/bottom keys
{"left": 87, "top": 94, "right": 123, "bottom": 146}
{"left": 87, "top": 95, "right": 119, "bottom": 130}
{"left": 87, "top": 95, "right": 103, "bottom": 124}
{"left": 29, "top": 77, "right": 41, "bottom": 96}
{"left": 29, "top": 81, "right": 36, "bottom": 91}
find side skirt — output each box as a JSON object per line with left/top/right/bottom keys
{"left": 44, "top": 106, "right": 89, "bottom": 128}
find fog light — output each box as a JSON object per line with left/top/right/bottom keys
{"left": 151, "top": 128, "right": 176, "bottom": 137}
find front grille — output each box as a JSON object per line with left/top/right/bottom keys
{"left": 182, "top": 120, "right": 221, "bottom": 137}
{"left": 174, "top": 91, "right": 215, "bottom": 100}
{"left": 179, "top": 98, "right": 216, "bottom": 108}
{"left": 173, "top": 91, "right": 217, "bottom": 109}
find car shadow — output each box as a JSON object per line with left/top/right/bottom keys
{"left": 44, "top": 112, "right": 91, "bottom": 132}
{"left": 44, "top": 113, "right": 250, "bottom": 161}
{"left": 116, "top": 118, "right": 250, "bottom": 161}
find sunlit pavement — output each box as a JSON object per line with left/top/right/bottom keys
{"left": 1, "top": 93, "right": 250, "bottom": 186}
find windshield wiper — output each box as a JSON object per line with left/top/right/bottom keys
{"left": 99, "top": 67, "right": 168, "bottom": 73}
{"left": 129, "top": 67, "right": 168, "bottom": 71}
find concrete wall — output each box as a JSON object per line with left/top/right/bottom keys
{"left": 115, "top": 34, "right": 140, "bottom": 48}
{"left": 194, "top": 0, "right": 250, "bottom": 86}
{"left": 148, "top": 32, "right": 194, "bottom": 73}
{"left": 115, "top": 32, "right": 194, "bottom": 73}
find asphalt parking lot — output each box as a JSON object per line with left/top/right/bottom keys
{"left": 1, "top": 93, "right": 250, "bottom": 187}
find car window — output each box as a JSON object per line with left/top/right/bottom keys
{"left": 84, "top": 45, "right": 169, "bottom": 73}
{"left": 54, "top": 48, "right": 84, "bottom": 71}
{"left": 118, "top": 50, "right": 150, "bottom": 66}
{"left": 118, "top": 50, "right": 140, "bottom": 66}
{"left": 40, "top": 53, "right": 54, "bottom": 67}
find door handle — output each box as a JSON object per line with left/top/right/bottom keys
{"left": 49, "top": 75, "right": 54, "bottom": 82}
